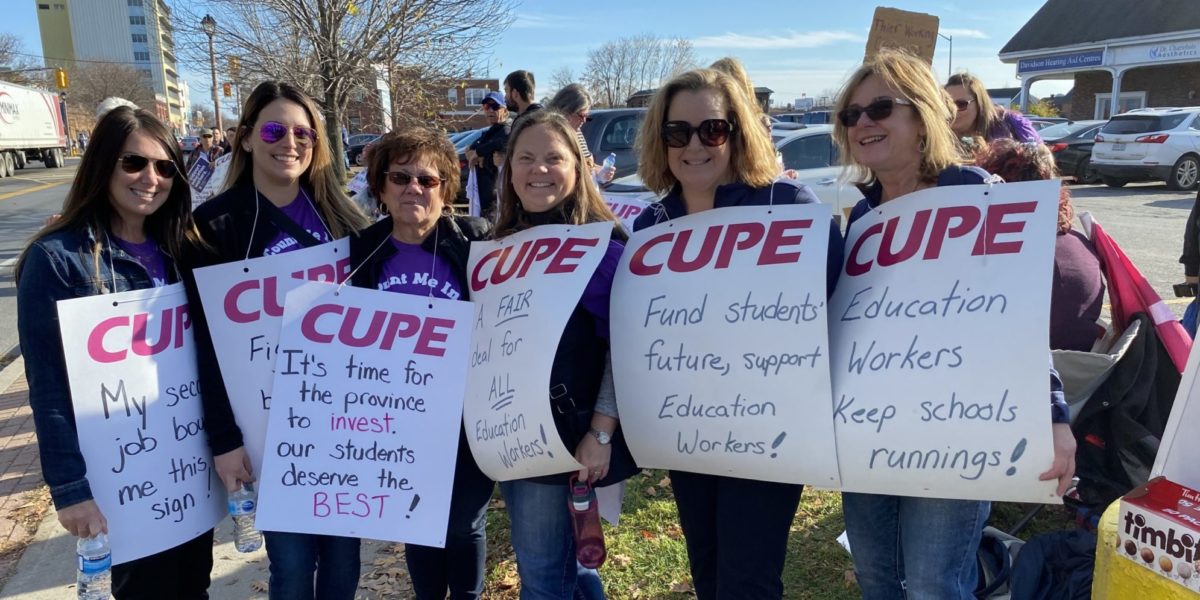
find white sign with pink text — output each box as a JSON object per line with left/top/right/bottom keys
{"left": 829, "top": 180, "right": 1060, "bottom": 502}
{"left": 464, "top": 223, "right": 613, "bottom": 481}
{"left": 192, "top": 240, "right": 351, "bottom": 477}
{"left": 59, "top": 284, "right": 225, "bottom": 564}
{"left": 610, "top": 205, "right": 840, "bottom": 485}
{"left": 254, "top": 282, "right": 472, "bottom": 544}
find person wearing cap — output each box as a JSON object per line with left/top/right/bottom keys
{"left": 466, "top": 90, "right": 511, "bottom": 218}
{"left": 185, "top": 128, "right": 221, "bottom": 172}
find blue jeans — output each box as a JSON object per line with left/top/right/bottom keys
{"left": 264, "top": 531, "right": 361, "bottom": 600}
{"left": 842, "top": 492, "right": 989, "bottom": 600}
{"left": 499, "top": 479, "right": 605, "bottom": 600}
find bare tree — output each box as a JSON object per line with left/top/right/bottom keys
{"left": 67, "top": 62, "right": 158, "bottom": 114}
{"left": 548, "top": 66, "right": 575, "bottom": 97}
{"left": 173, "top": 0, "right": 515, "bottom": 181}
{"left": 583, "top": 34, "right": 698, "bottom": 108}
{"left": 0, "top": 32, "right": 43, "bottom": 86}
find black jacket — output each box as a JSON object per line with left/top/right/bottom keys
{"left": 1180, "top": 188, "right": 1200, "bottom": 277}
{"left": 468, "top": 122, "right": 511, "bottom": 216}
{"left": 181, "top": 183, "right": 327, "bottom": 454}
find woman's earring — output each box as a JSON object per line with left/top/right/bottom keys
{"left": 918, "top": 137, "right": 927, "bottom": 154}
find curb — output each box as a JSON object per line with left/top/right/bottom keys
{"left": 0, "top": 355, "right": 24, "bottom": 395}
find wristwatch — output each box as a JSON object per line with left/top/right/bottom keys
{"left": 588, "top": 428, "right": 612, "bottom": 445}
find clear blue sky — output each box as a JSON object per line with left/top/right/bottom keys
{"left": 2, "top": 0, "right": 1069, "bottom": 113}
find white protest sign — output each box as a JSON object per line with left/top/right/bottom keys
{"left": 610, "top": 205, "right": 840, "bottom": 485}
{"left": 192, "top": 240, "right": 351, "bottom": 476}
{"left": 255, "top": 282, "right": 473, "bottom": 545}
{"left": 193, "top": 154, "right": 231, "bottom": 208}
{"left": 58, "top": 284, "right": 225, "bottom": 564}
{"left": 601, "top": 193, "right": 652, "bottom": 232}
{"left": 1154, "top": 341, "right": 1200, "bottom": 489}
{"left": 829, "top": 180, "right": 1060, "bottom": 502}
{"left": 186, "top": 153, "right": 214, "bottom": 201}
{"left": 464, "top": 223, "right": 613, "bottom": 481}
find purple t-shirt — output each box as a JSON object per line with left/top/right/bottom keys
{"left": 376, "top": 238, "right": 464, "bottom": 301}
{"left": 114, "top": 236, "right": 168, "bottom": 287}
{"left": 263, "top": 190, "right": 333, "bottom": 256}
{"left": 578, "top": 239, "right": 624, "bottom": 340}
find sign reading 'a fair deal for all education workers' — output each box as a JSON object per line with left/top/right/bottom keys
{"left": 464, "top": 223, "right": 613, "bottom": 481}
{"left": 829, "top": 180, "right": 1061, "bottom": 502}
{"left": 59, "top": 284, "right": 225, "bottom": 564}
{"left": 255, "top": 282, "right": 472, "bottom": 545}
{"left": 610, "top": 204, "right": 840, "bottom": 485}
{"left": 192, "top": 240, "right": 351, "bottom": 476}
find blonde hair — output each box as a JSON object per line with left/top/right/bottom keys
{"left": 223, "top": 81, "right": 367, "bottom": 237}
{"left": 494, "top": 110, "right": 620, "bottom": 238}
{"left": 946, "top": 72, "right": 1001, "bottom": 139}
{"left": 637, "top": 68, "right": 779, "bottom": 195}
{"left": 833, "top": 49, "right": 965, "bottom": 185}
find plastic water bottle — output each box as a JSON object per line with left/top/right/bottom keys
{"left": 568, "top": 476, "right": 606, "bottom": 569}
{"left": 228, "top": 485, "right": 263, "bottom": 552}
{"left": 596, "top": 153, "right": 617, "bottom": 185}
{"left": 76, "top": 534, "right": 111, "bottom": 600}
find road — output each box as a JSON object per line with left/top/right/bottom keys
{"left": 0, "top": 169, "right": 1196, "bottom": 363}
{"left": 0, "top": 159, "right": 78, "bottom": 361}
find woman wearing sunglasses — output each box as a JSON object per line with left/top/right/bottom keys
{"left": 182, "top": 81, "right": 369, "bottom": 600}
{"left": 632, "top": 68, "right": 842, "bottom": 600}
{"left": 832, "top": 49, "right": 1074, "bottom": 599}
{"left": 16, "top": 106, "right": 213, "bottom": 598}
{"left": 492, "top": 109, "right": 636, "bottom": 600}
{"left": 945, "top": 72, "right": 1041, "bottom": 144}
{"left": 348, "top": 128, "right": 494, "bottom": 599}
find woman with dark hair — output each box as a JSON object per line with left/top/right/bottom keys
{"left": 182, "top": 80, "right": 369, "bottom": 600}
{"left": 946, "top": 72, "right": 1041, "bottom": 143}
{"left": 632, "top": 68, "right": 842, "bottom": 599}
{"left": 16, "top": 106, "right": 212, "bottom": 599}
{"left": 976, "top": 139, "right": 1105, "bottom": 351}
{"left": 491, "top": 109, "right": 636, "bottom": 599}
{"left": 350, "top": 128, "right": 493, "bottom": 599}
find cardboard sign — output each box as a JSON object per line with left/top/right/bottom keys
{"left": 463, "top": 223, "right": 613, "bottom": 481}
{"left": 610, "top": 205, "right": 840, "bottom": 485}
{"left": 865, "top": 7, "right": 940, "bottom": 64}
{"left": 1117, "top": 478, "right": 1200, "bottom": 590}
{"left": 58, "top": 284, "right": 225, "bottom": 564}
{"left": 192, "top": 240, "right": 351, "bottom": 477}
{"left": 829, "top": 180, "right": 1060, "bottom": 502}
{"left": 255, "top": 282, "right": 473, "bottom": 545}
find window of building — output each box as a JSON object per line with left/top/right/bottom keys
{"left": 130, "top": 16, "right": 146, "bottom": 25}
{"left": 37, "top": 4, "right": 49, "bottom": 9}
{"left": 132, "top": 34, "right": 148, "bottom": 43}
{"left": 127, "top": 0, "right": 141, "bottom": 5}
{"left": 53, "top": 3, "right": 64, "bottom": 8}
{"left": 447, "top": 88, "right": 458, "bottom": 105}
{"left": 464, "top": 88, "right": 487, "bottom": 106}
{"left": 1094, "top": 91, "right": 1147, "bottom": 119}
{"left": 133, "top": 51, "right": 150, "bottom": 61}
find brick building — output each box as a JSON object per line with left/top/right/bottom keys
{"left": 1000, "top": 0, "right": 1200, "bottom": 121}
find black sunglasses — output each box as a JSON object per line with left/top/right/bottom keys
{"left": 386, "top": 171, "right": 443, "bottom": 189}
{"left": 119, "top": 153, "right": 178, "bottom": 178}
{"left": 953, "top": 99, "right": 974, "bottom": 112}
{"left": 661, "top": 119, "right": 735, "bottom": 148}
{"left": 837, "top": 97, "right": 914, "bottom": 127}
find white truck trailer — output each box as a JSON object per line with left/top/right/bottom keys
{"left": 0, "top": 79, "right": 69, "bottom": 178}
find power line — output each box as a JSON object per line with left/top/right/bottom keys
{"left": 7, "top": 49, "right": 167, "bottom": 67}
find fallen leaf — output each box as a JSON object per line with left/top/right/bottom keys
{"left": 669, "top": 581, "right": 693, "bottom": 592}
{"left": 639, "top": 529, "right": 656, "bottom": 540}
{"left": 844, "top": 569, "right": 857, "bottom": 585}
{"left": 664, "top": 525, "right": 683, "bottom": 539}
{"left": 250, "top": 580, "right": 269, "bottom": 593}
{"left": 645, "top": 486, "right": 658, "bottom": 497}
{"left": 658, "top": 475, "right": 672, "bottom": 487}
{"left": 610, "top": 553, "right": 633, "bottom": 567}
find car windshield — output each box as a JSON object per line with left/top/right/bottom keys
{"left": 1039, "top": 122, "right": 1097, "bottom": 139}
{"left": 1102, "top": 114, "right": 1191, "bottom": 134}
{"left": 603, "top": 175, "right": 648, "bottom": 194}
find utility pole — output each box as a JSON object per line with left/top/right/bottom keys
{"left": 201, "top": 14, "right": 222, "bottom": 132}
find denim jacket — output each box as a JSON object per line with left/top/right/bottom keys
{"left": 16, "top": 226, "right": 177, "bottom": 509}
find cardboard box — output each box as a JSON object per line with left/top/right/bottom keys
{"left": 864, "top": 7, "right": 940, "bottom": 64}
{"left": 1117, "top": 477, "right": 1200, "bottom": 591}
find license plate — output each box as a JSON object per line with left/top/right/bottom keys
{"left": 1112, "top": 143, "right": 1126, "bottom": 151}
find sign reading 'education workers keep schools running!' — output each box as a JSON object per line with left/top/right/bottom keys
{"left": 255, "top": 282, "right": 473, "bottom": 546}
{"left": 829, "top": 180, "right": 1061, "bottom": 503}
{"left": 192, "top": 240, "right": 351, "bottom": 477}
{"left": 59, "top": 284, "right": 225, "bottom": 564}
{"left": 463, "top": 223, "right": 613, "bottom": 481}
{"left": 610, "top": 204, "right": 840, "bottom": 485}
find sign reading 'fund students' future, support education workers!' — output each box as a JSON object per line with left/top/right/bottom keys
{"left": 59, "top": 284, "right": 225, "bottom": 564}
{"left": 254, "top": 282, "right": 473, "bottom": 545}
{"left": 464, "top": 222, "right": 614, "bottom": 481}
{"left": 829, "top": 179, "right": 1061, "bottom": 503}
{"left": 610, "top": 204, "right": 841, "bottom": 485}
{"left": 192, "top": 240, "right": 351, "bottom": 477}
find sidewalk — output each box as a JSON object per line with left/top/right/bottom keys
{"left": 0, "top": 358, "right": 397, "bottom": 599}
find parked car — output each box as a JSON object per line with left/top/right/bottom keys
{"left": 773, "top": 113, "right": 807, "bottom": 124}
{"left": 798, "top": 111, "right": 832, "bottom": 125}
{"left": 1041, "top": 120, "right": 1106, "bottom": 184}
{"left": 580, "top": 108, "right": 645, "bottom": 179}
{"left": 1091, "top": 106, "right": 1200, "bottom": 190}
{"left": 346, "top": 133, "right": 381, "bottom": 166}
{"left": 179, "top": 136, "right": 200, "bottom": 154}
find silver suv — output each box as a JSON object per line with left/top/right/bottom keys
{"left": 1091, "top": 107, "right": 1200, "bottom": 190}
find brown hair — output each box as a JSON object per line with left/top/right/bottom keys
{"left": 975, "top": 138, "right": 1074, "bottom": 233}
{"left": 222, "top": 81, "right": 367, "bottom": 237}
{"left": 366, "top": 128, "right": 461, "bottom": 214}
{"left": 494, "top": 110, "right": 619, "bottom": 237}
{"left": 946, "top": 72, "right": 1001, "bottom": 140}
{"left": 16, "top": 106, "right": 199, "bottom": 283}
{"left": 636, "top": 68, "right": 779, "bottom": 195}
{"left": 833, "top": 49, "right": 966, "bottom": 185}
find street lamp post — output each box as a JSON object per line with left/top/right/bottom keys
{"left": 201, "top": 14, "right": 222, "bottom": 132}
{"left": 938, "top": 32, "right": 953, "bottom": 77}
